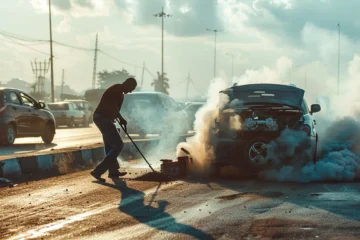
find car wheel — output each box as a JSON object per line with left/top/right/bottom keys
{"left": 67, "top": 118, "right": 75, "bottom": 128}
{"left": 313, "top": 134, "right": 318, "bottom": 163}
{"left": 83, "top": 117, "right": 90, "bottom": 127}
{"left": 4, "top": 124, "right": 16, "bottom": 145}
{"left": 42, "top": 122, "right": 55, "bottom": 144}
{"left": 244, "top": 137, "right": 271, "bottom": 170}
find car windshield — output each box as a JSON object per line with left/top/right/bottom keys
{"left": 48, "top": 104, "right": 69, "bottom": 111}
{"left": 122, "top": 94, "right": 160, "bottom": 109}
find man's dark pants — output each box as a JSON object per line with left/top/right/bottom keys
{"left": 93, "top": 113, "right": 124, "bottom": 175}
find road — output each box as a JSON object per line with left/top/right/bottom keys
{"left": 0, "top": 125, "right": 191, "bottom": 160}
{"left": 1, "top": 168, "right": 360, "bottom": 240}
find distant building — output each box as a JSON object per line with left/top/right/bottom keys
{"left": 2, "top": 78, "right": 31, "bottom": 91}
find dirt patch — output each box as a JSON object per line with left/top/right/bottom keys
{"left": 132, "top": 172, "right": 174, "bottom": 182}
{"left": 217, "top": 191, "right": 284, "bottom": 200}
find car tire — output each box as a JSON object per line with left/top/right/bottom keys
{"left": 42, "top": 122, "right": 55, "bottom": 144}
{"left": 83, "top": 117, "right": 90, "bottom": 127}
{"left": 67, "top": 118, "right": 75, "bottom": 128}
{"left": 3, "top": 123, "right": 16, "bottom": 146}
{"left": 244, "top": 137, "right": 271, "bottom": 170}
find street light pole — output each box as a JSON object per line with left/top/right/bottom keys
{"left": 337, "top": 23, "right": 340, "bottom": 96}
{"left": 48, "top": 0, "right": 55, "bottom": 102}
{"left": 154, "top": 7, "right": 171, "bottom": 92}
{"left": 207, "top": 29, "right": 223, "bottom": 78}
{"left": 226, "top": 53, "right": 235, "bottom": 79}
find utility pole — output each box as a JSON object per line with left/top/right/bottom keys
{"left": 92, "top": 33, "right": 98, "bottom": 89}
{"left": 30, "top": 59, "right": 50, "bottom": 93}
{"left": 48, "top": 0, "right": 55, "bottom": 102}
{"left": 140, "top": 62, "right": 146, "bottom": 90}
{"left": 226, "top": 52, "right": 235, "bottom": 79}
{"left": 337, "top": 23, "right": 340, "bottom": 96}
{"left": 61, "top": 69, "right": 65, "bottom": 99}
{"left": 206, "top": 29, "right": 223, "bottom": 78}
{"left": 154, "top": 7, "right": 171, "bottom": 91}
{"left": 185, "top": 72, "right": 190, "bottom": 101}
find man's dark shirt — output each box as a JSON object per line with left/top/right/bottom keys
{"left": 95, "top": 84, "right": 124, "bottom": 120}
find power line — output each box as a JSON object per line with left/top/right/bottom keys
{"left": 0, "top": 35, "right": 50, "bottom": 56}
{"left": 0, "top": 30, "right": 47, "bottom": 42}
{"left": 52, "top": 41, "right": 94, "bottom": 51}
{"left": 99, "top": 50, "right": 141, "bottom": 68}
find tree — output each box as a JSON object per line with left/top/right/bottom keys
{"left": 97, "top": 69, "right": 134, "bottom": 89}
{"left": 151, "top": 71, "right": 170, "bottom": 95}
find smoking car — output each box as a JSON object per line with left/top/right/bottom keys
{"left": 209, "top": 83, "right": 321, "bottom": 177}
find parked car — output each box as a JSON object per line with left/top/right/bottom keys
{"left": 0, "top": 88, "right": 56, "bottom": 145}
{"left": 116, "top": 92, "right": 189, "bottom": 138}
{"left": 209, "top": 83, "right": 321, "bottom": 177}
{"left": 184, "top": 102, "right": 204, "bottom": 130}
{"left": 47, "top": 102, "right": 85, "bottom": 128}
{"left": 64, "top": 99, "right": 94, "bottom": 126}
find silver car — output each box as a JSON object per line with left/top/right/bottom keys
{"left": 48, "top": 102, "right": 85, "bottom": 128}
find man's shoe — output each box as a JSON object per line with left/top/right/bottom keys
{"left": 108, "top": 171, "right": 127, "bottom": 178}
{"left": 90, "top": 171, "right": 106, "bottom": 182}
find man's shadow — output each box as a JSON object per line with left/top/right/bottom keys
{"left": 97, "top": 179, "right": 215, "bottom": 240}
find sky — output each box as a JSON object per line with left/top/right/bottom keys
{"left": 0, "top": 0, "right": 359, "bottom": 101}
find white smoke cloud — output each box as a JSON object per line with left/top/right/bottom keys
{"left": 176, "top": 78, "right": 229, "bottom": 174}
{"left": 261, "top": 117, "right": 360, "bottom": 182}
{"left": 177, "top": 53, "right": 360, "bottom": 182}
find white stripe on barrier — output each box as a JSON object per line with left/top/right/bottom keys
{"left": 37, "top": 155, "right": 54, "bottom": 171}
{"left": 2, "top": 158, "right": 22, "bottom": 179}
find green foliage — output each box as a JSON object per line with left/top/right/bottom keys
{"left": 97, "top": 69, "right": 134, "bottom": 89}
{"left": 151, "top": 71, "right": 170, "bottom": 95}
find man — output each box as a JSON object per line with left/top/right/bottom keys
{"left": 90, "top": 78, "right": 137, "bottom": 182}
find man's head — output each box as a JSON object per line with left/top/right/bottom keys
{"left": 123, "top": 78, "right": 137, "bottom": 94}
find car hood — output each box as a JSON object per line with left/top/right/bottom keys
{"left": 221, "top": 84, "right": 305, "bottom": 110}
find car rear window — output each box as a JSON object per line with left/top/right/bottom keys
{"left": 123, "top": 94, "right": 160, "bottom": 109}
{"left": 48, "top": 104, "right": 69, "bottom": 110}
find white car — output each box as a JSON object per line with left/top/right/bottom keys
{"left": 116, "top": 92, "right": 189, "bottom": 138}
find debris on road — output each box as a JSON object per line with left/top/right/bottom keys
{"left": 0, "top": 178, "right": 16, "bottom": 188}
{"left": 133, "top": 172, "right": 173, "bottom": 182}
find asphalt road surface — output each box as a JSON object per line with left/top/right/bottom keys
{"left": 1, "top": 168, "right": 360, "bottom": 240}
{"left": 0, "top": 125, "right": 191, "bottom": 160}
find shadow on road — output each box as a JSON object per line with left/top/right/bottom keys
{"left": 97, "top": 179, "right": 215, "bottom": 240}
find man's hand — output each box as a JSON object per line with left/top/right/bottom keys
{"left": 120, "top": 118, "right": 127, "bottom": 133}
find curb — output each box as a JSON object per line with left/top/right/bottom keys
{"left": 0, "top": 140, "right": 156, "bottom": 181}
{"left": 0, "top": 135, "right": 190, "bottom": 181}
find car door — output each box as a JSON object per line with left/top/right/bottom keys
{"left": 19, "top": 92, "right": 44, "bottom": 134}
{"left": 4, "top": 90, "right": 29, "bottom": 134}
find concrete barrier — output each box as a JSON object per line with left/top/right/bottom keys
{"left": 0, "top": 139, "right": 161, "bottom": 180}
{"left": 0, "top": 158, "right": 22, "bottom": 179}
{"left": 0, "top": 133, "right": 192, "bottom": 181}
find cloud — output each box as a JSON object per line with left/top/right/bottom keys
{"left": 31, "top": 0, "right": 113, "bottom": 17}
{"left": 56, "top": 17, "right": 71, "bottom": 33}
{"left": 114, "top": 0, "right": 223, "bottom": 37}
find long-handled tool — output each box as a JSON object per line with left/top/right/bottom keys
{"left": 116, "top": 118, "right": 156, "bottom": 173}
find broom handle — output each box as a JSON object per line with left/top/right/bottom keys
{"left": 116, "top": 118, "right": 156, "bottom": 173}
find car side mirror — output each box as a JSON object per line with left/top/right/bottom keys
{"left": 38, "top": 102, "right": 46, "bottom": 109}
{"left": 310, "top": 104, "right": 321, "bottom": 114}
